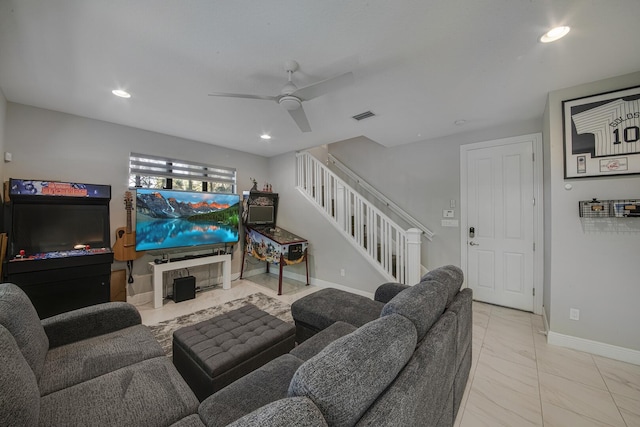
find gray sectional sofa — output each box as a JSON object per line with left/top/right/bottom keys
{"left": 0, "top": 264, "right": 471, "bottom": 426}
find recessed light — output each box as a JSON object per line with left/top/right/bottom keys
{"left": 112, "top": 89, "right": 131, "bottom": 98}
{"left": 260, "top": 134, "right": 271, "bottom": 140}
{"left": 540, "top": 26, "right": 570, "bottom": 43}
{"left": 454, "top": 120, "right": 467, "bottom": 126}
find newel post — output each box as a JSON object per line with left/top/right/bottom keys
{"left": 406, "top": 228, "right": 422, "bottom": 285}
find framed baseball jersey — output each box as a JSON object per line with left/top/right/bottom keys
{"left": 563, "top": 85, "right": 640, "bottom": 179}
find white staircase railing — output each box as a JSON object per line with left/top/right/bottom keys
{"left": 327, "top": 153, "right": 434, "bottom": 241}
{"left": 296, "top": 151, "right": 422, "bottom": 285}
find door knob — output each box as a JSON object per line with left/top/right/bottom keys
{"left": 469, "top": 241, "right": 479, "bottom": 246}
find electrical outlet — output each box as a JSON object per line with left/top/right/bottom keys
{"left": 569, "top": 308, "right": 580, "bottom": 320}
{"left": 340, "top": 268, "right": 345, "bottom": 277}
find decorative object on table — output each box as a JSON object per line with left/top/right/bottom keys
{"left": 563, "top": 85, "right": 640, "bottom": 179}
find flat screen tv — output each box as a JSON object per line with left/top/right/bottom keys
{"left": 135, "top": 189, "right": 240, "bottom": 252}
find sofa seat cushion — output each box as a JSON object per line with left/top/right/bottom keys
{"left": 289, "top": 314, "right": 417, "bottom": 427}
{"left": 199, "top": 354, "right": 304, "bottom": 427}
{"left": 0, "top": 283, "right": 49, "bottom": 380}
{"left": 381, "top": 279, "right": 448, "bottom": 341}
{"left": 39, "top": 324, "right": 165, "bottom": 396}
{"left": 227, "top": 397, "right": 328, "bottom": 427}
{"left": 39, "top": 356, "right": 199, "bottom": 427}
{"left": 291, "top": 288, "right": 383, "bottom": 332}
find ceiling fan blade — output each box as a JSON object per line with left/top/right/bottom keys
{"left": 287, "top": 106, "right": 312, "bottom": 132}
{"left": 292, "top": 71, "right": 354, "bottom": 101}
{"left": 208, "top": 92, "right": 278, "bottom": 101}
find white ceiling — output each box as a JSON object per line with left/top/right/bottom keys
{"left": 1, "top": 1, "right": 639, "bottom": 158}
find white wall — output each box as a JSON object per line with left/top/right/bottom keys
{"left": 3, "top": 103, "right": 269, "bottom": 296}
{"left": 544, "top": 72, "right": 640, "bottom": 353}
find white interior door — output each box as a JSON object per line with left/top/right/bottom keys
{"left": 463, "top": 136, "right": 536, "bottom": 312}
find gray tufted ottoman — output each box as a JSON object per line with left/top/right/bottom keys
{"left": 172, "top": 303, "right": 295, "bottom": 401}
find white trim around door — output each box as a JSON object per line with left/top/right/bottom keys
{"left": 460, "top": 133, "right": 544, "bottom": 315}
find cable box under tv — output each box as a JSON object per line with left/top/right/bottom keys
{"left": 173, "top": 276, "right": 196, "bottom": 303}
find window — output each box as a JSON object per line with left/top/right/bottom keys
{"left": 129, "top": 153, "right": 236, "bottom": 193}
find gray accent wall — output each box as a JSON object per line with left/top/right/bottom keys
{"left": 326, "top": 120, "right": 540, "bottom": 272}
{"left": 3, "top": 103, "right": 269, "bottom": 296}
{"left": 543, "top": 71, "right": 640, "bottom": 352}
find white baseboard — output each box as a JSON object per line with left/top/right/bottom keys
{"left": 542, "top": 307, "right": 550, "bottom": 334}
{"left": 278, "top": 270, "right": 375, "bottom": 299}
{"left": 127, "top": 291, "right": 153, "bottom": 307}
{"left": 547, "top": 331, "right": 640, "bottom": 366}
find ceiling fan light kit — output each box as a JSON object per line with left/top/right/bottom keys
{"left": 279, "top": 96, "right": 301, "bottom": 111}
{"left": 208, "top": 60, "right": 354, "bottom": 133}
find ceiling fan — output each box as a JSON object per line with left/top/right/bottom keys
{"left": 208, "top": 60, "right": 354, "bottom": 132}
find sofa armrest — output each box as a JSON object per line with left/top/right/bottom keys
{"left": 290, "top": 321, "right": 357, "bottom": 361}
{"left": 226, "top": 397, "right": 328, "bottom": 427}
{"left": 41, "top": 302, "right": 142, "bottom": 348}
{"left": 374, "top": 282, "right": 410, "bottom": 303}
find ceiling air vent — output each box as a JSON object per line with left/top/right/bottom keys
{"left": 352, "top": 111, "right": 376, "bottom": 121}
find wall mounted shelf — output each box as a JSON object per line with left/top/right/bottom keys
{"left": 579, "top": 199, "right": 640, "bottom": 218}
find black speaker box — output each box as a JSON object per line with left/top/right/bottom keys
{"left": 173, "top": 276, "right": 196, "bottom": 303}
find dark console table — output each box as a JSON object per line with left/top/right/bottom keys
{"left": 4, "top": 249, "right": 114, "bottom": 319}
{"left": 241, "top": 226, "right": 309, "bottom": 295}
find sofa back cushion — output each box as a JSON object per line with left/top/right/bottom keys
{"left": 0, "top": 283, "right": 49, "bottom": 380}
{"left": 288, "top": 314, "right": 417, "bottom": 427}
{"left": 420, "top": 265, "right": 464, "bottom": 306}
{"left": 380, "top": 279, "right": 448, "bottom": 342}
{"left": 0, "top": 324, "right": 40, "bottom": 426}
{"left": 356, "top": 311, "right": 458, "bottom": 426}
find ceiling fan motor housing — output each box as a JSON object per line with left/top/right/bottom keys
{"left": 279, "top": 96, "right": 301, "bottom": 110}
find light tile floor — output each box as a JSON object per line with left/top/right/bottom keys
{"left": 456, "top": 302, "right": 640, "bottom": 427}
{"left": 136, "top": 278, "right": 640, "bottom": 427}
